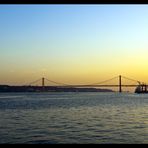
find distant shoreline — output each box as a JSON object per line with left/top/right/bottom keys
{"left": 0, "top": 85, "right": 114, "bottom": 93}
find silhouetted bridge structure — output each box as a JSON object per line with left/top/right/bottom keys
{"left": 26, "top": 75, "right": 148, "bottom": 93}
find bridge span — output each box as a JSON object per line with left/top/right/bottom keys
{"left": 26, "top": 75, "right": 147, "bottom": 93}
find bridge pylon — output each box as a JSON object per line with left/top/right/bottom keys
{"left": 42, "top": 77, "right": 45, "bottom": 91}
{"left": 119, "top": 75, "right": 122, "bottom": 93}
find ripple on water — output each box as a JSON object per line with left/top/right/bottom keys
{"left": 0, "top": 92, "right": 148, "bottom": 144}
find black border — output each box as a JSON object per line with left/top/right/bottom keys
{"left": 0, "top": 0, "right": 148, "bottom": 4}
{"left": 0, "top": 1, "right": 148, "bottom": 145}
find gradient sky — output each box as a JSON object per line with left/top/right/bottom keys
{"left": 0, "top": 4, "right": 148, "bottom": 85}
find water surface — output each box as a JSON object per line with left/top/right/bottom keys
{"left": 0, "top": 92, "right": 147, "bottom": 144}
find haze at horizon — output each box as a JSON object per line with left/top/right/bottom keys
{"left": 0, "top": 5, "right": 148, "bottom": 85}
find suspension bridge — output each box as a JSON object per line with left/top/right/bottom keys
{"left": 26, "top": 75, "right": 148, "bottom": 93}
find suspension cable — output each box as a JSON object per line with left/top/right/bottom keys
{"left": 121, "top": 75, "right": 141, "bottom": 84}
{"left": 45, "top": 76, "right": 119, "bottom": 86}
{"left": 24, "top": 78, "right": 42, "bottom": 86}
{"left": 29, "top": 78, "right": 42, "bottom": 85}
{"left": 45, "top": 78, "right": 70, "bottom": 86}
{"left": 25, "top": 75, "right": 145, "bottom": 87}
{"left": 88, "top": 76, "right": 119, "bottom": 85}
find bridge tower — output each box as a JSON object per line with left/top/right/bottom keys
{"left": 119, "top": 75, "right": 122, "bottom": 93}
{"left": 42, "top": 77, "right": 45, "bottom": 91}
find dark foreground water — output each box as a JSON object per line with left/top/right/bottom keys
{"left": 0, "top": 92, "right": 147, "bottom": 144}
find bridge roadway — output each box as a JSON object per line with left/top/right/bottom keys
{"left": 46, "top": 84, "right": 139, "bottom": 88}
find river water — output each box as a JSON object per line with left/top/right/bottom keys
{"left": 0, "top": 92, "right": 147, "bottom": 144}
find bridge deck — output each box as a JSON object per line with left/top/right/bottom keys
{"left": 44, "top": 85, "right": 139, "bottom": 87}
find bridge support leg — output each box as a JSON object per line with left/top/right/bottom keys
{"left": 42, "top": 77, "right": 45, "bottom": 91}
{"left": 119, "top": 75, "right": 122, "bottom": 93}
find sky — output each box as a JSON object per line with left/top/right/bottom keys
{"left": 0, "top": 4, "right": 148, "bottom": 86}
